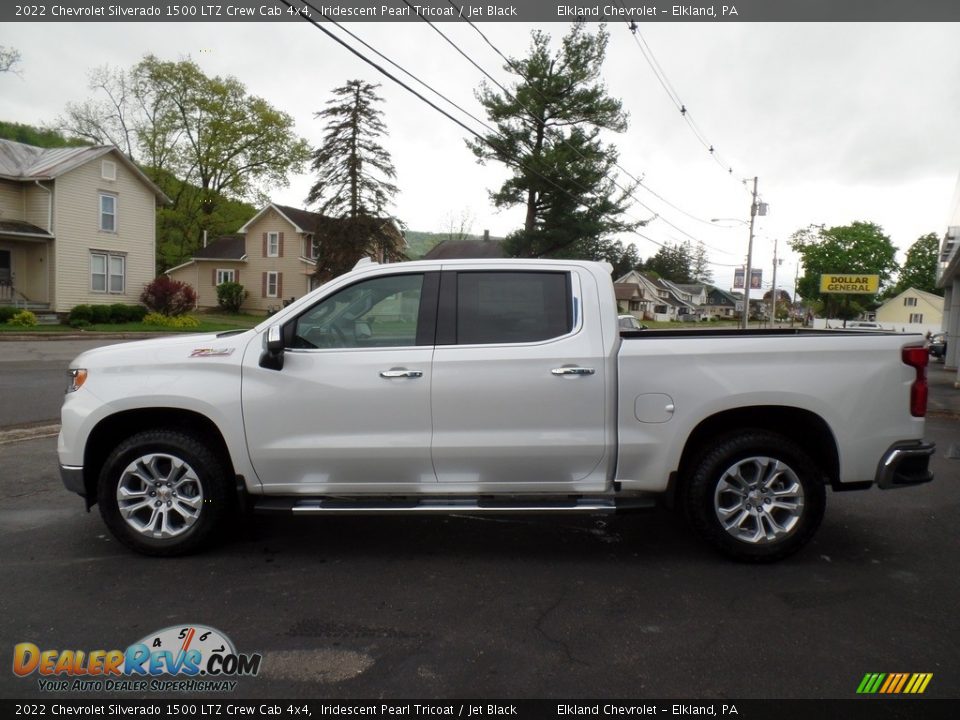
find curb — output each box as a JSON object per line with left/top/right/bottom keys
{"left": 0, "top": 423, "right": 61, "bottom": 445}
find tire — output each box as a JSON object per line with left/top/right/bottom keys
{"left": 97, "top": 429, "right": 231, "bottom": 556}
{"left": 683, "top": 430, "right": 826, "bottom": 562}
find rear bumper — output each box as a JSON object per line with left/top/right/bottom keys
{"left": 59, "top": 464, "right": 86, "bottom": 496}
{"left": 875, "top": 441, "right": 935, "bottom": 489}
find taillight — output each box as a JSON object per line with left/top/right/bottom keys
{"left": 902, "top": 346, "right": 928, "bottom": 417}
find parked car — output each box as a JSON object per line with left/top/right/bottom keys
{"left": 59, "top": 259, "right": 934, "bottom": 562}
{"left": 928, "top": 332, "right": 947, "bottom": 360}
{"left": 618, "top": 314, "right": 647, "bottom": 331}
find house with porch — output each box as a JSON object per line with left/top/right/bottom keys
{"left": 704, "top": 286, "right": 739, "bottom": 319}
{"left": 0, "top": 139, "right": 168, "bottom": 313}
{"left": 615, "top": 270, "right": 700, "bottom": 321}
{"left": 166, "top": 203, "right": 404, "bottom": 313}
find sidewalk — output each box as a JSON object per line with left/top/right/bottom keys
{"left": 928, "top": 363, "right": 960, "bottom": 416}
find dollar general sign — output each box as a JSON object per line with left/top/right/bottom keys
{"left": 819, "top": 274, "right": 880, "bottom": 293}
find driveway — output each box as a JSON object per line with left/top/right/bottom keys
{"left": 1, "top": 417, "right": 958, "bottom": 700}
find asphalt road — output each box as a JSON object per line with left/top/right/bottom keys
{"left": 0, "top": 339, "right": 135, "bottom": 428}
{"left": 1, "top": 417, "right": 958, "bottom": 701}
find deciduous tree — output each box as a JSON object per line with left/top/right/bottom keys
{"left": 893, "top": 232, "right": 942, "bottom": 296}
{"left": 0, "top": 46, "right": 21, "bottom": 74}
{"left": 789, "top": 221, "right": 899, "bottom": 319}
{"left": 59, "top": 56, "right": 310, "bottom": 267}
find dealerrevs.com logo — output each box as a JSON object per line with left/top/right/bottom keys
{"left": 13, "top": 624, "right": 262, "bottom": 692}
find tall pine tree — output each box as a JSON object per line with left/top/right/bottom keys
{"left": 467, "top": 23, "right": 638, "bottom": 260}
{"left": 306, "top": 80, "right": 405, "bottom": 280}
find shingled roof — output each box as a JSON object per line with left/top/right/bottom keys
{"left": 0, "top": 219, "right": 54, "bottom": 239}
{"left": 241, "top": 203, "right": 404, "bottom": 244}
{"left": 193, "top": 234, "right": 246, "bottom": 260}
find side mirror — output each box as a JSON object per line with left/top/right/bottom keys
{"left": 259, "top": 324, "right": 285, "bottom": 370}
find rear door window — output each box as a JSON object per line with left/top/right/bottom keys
{"left": 455, "top": 271, "right": 572, "bottom": 345}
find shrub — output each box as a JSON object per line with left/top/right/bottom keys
{"left": 140, "top": 276, "right": 197, "bottom": 316}
{"left": 90, "top": 304, "right": 112, "bottom": 324}
{"left": 143, "top": 312, "right": 201, "bottom": 329}
{"left": 216, "top": 282, "right": 248, "bottom": 314}
{"left": 0, "top": 306, "right": 18, "bottom": 323}
{"left": 109, "top": 303, "right": 132, "bottom": 323}
{"left": 108, "top": 303, "right": 148, "bottom": 323}
{"left": 7, "top": 310, "right": 38, "bottom": 327}
{"left": 66, "top": 304, "right": 93, "bottom": 328}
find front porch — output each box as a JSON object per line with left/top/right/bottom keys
{"left": 0, "top": 224, "right": 55, "bottom": 312}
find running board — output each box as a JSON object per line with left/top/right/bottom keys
{"left": 253, "top": 495, "right": 656, "bottom": 515}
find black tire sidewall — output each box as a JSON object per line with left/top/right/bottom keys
{"left": 97, "top": 430, "right": 228, "bottom": 556}
{"left": 685, "top": 430, "right": 826, "bottom": 562}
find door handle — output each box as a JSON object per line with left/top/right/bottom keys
{"left": 380, "top": 369, "right": 423, "bottom": 378}
{"left": 551, "top": 367, "right": 595, "bottom": 376}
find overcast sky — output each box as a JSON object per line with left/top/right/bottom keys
{"left": 2, "top": 20, "right": 958, "bottom": 293}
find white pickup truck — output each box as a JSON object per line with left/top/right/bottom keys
{"left": 58, "top": 259, "right": 935, "bottom": 561}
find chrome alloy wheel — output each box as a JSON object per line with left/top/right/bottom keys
{"left": 713, "top": 456, "right": 805, "bottom": 544}
{"left": 116, "top": 453, "right": 204, "bottom": 539}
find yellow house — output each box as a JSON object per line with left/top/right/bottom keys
{"left": 0, "top": 139, "right": 168, "bottom": 313}
{"left": 875, "top": 287, "right": 944, "bottom": 327}
{"left": 166, "top": 203, "right": 404, "bottom": 313}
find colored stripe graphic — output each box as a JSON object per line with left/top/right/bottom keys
{"left": 857, "top": 673, "right": 932, "bottom": 694}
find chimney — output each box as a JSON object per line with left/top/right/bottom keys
{"left": 483, "top": 229, "right": 490, "bottom": 243}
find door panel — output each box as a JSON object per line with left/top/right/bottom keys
{"left": 430, "top": 269, "right": 609, "bottom": 491}
{"left": 242, "top": 272, "right": 437, "bottom": 492}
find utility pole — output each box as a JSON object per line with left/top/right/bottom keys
{"left": 770, "top": 237, "right": 779, "bottom": 325}
{"left": 791, "top": 261, "right": 800, "bottom": 327}
{"left": 742, "top": 176, "right": 759, "bottom": 330}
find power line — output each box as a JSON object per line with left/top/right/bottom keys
{"left": 277, "top": 0, "right": 672, "bottom": 255}
{"left": 617, "top": 2, "right": 746, "bottom": 187}
{"left": 443, "top": 0, "right": 731, "bottom": 237}
{"left": 411, "top": 1, "right": 673, "bottom": 236}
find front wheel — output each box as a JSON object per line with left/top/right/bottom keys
{"left": 684, "top": 431, "right": 826, "bottom": 562}
{"left": 98, "top": 430, "right": 230, "bottom": 556}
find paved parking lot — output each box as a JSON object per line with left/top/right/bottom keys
{"left": 1, "top": 416, "right": 958, "bottom": 701}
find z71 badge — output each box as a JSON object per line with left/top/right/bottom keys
{"left": 189, "top": 348, "right": 235, "bottom": 358}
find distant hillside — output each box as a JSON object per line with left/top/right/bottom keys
{"left": 404, "top": 230, "right": 502, "bottom": 259}
{"left": 0, "top": 120, "right": 91, "bottom": 149}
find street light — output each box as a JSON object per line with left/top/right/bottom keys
{"left": 711, "top": 180, "right": 763, "bottom": 331}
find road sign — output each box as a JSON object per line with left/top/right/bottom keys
{"left": 819, "top": 274, "right": 880, "bottom": 293}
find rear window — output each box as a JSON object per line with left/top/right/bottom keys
{"left": 456, "top": 271, "right": 572, "bottom": 345}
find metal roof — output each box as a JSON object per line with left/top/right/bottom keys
{"left": 0, "top": 139, "right": 169, "bottom": 202}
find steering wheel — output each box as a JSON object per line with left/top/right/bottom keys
{"left": 331, "top": 323, "right": 349, "bottom": 346}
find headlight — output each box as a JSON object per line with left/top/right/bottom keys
{"left": 66, "top": 369, "right": 88, "bottom": 394}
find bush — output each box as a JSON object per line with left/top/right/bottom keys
{"left": 66, "top": 304, "right": 93, "bottom": 328}
{"left": 108, "top": 303, "right": 148, "bottom": 323}
{"left": 109, "top": 303, "right": 132, "bottom": 323}
{"left": 143, "top": 312, "right": 201, "bottom": 329}
{"left": 216, "top": 282, "right": 248, "bottom": 314}
{"left": 7, "top": 310, "right": 38, "bottom": 327}
{"left": 90, "top": 304, "right": 112, "bottom": 324}
{"left": 140, "top": 276, "right": 197, "bottom": 316}
{"left": 0, "top": 306, "right": 18, "bottom": 323}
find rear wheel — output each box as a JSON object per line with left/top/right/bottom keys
{"left": 98, "top": 430, "right": 230, "bottom": 556}
{"left": 684, "top": 430, "right": 826, "bottom": 562}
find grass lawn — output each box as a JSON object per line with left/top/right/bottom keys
{"left": 0, "top": 312, "right": 265, "bottom": 334}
